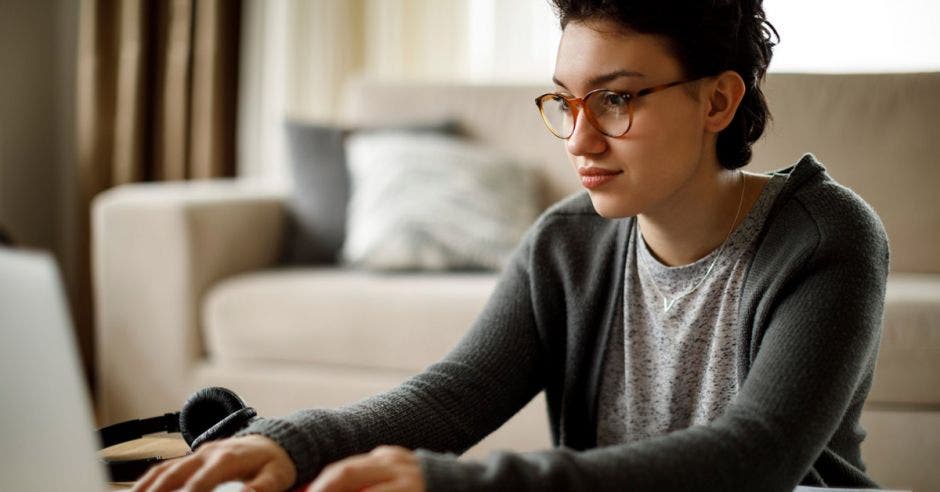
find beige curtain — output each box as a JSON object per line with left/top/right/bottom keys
{"left": 75, "top": 0, "right": 241, "bottom": 388}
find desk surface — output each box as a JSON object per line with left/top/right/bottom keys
{"left": 100, "top": 434, "right": 190, "bottom": 490}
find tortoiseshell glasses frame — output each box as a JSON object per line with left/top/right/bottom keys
{"left": 535, "top": 78, "right": 699, "bottom": 139}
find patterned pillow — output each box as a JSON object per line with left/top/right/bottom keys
{"left": 280, "top": 120, "right": 462, "bottom": 265}
{"left": 342, "top": 132, "right": 539, "bottom": 271}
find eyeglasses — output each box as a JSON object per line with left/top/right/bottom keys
{"left": 535, "top": 79, "right": 696, "bottom": 139}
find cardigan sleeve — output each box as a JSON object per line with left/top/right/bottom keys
{"left": 416, "top": 192, "right": 890, "bottom": 491}
{"left": 235, "top": 227, "right": 549, "bottom": 487}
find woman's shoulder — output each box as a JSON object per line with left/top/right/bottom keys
{"left": 762, "top": 154, "right": 889, "bottom": 261}
{"left": 518, "top": 190, "right": 627, "bottom": 262}
{"left": 543, "top": 190, "right": 599, "bottom": 217}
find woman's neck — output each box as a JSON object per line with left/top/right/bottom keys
{"left": 637, "top": 164, "right": 766, "bottom": 267}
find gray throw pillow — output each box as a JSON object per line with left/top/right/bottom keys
{"left": 280, "top": 120, "right": 463, "bottom": 265}
{"left": 281, "top": 121, "right": 348, "bottom": 264}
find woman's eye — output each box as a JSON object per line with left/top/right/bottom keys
{"left": 556, "top": 96, "right": 571, "bottom": 113}
{"left": 602, "top": 92, "right": 628, "bottom": 108}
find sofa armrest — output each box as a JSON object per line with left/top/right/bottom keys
{"left": 93, "top": 179, "right": 287, "bottom": 424}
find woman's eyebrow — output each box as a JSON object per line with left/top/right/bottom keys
{"left": 552, "top": 69, "right": 646, "bottom": 90}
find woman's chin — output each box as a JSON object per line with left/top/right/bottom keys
{"left": 588, "top": 193, "right": 636, "bottom": 219}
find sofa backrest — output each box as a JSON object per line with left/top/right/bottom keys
{"left": 341, "top": 83, "right": 572, "bottom": 207}
{"left": 341, "top": 73, "right": 940, "bottom": 273}
{"left": 754, "top": 73, "right": 939, "bottom": 274}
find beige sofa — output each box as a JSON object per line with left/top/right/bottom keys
{"left": 94, "top": 73, "right": 940, "bottom": 491}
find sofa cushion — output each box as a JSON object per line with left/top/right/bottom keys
{"left": 867, "top": 273, "right": 940, "bottom": 406}
{"left": 203, "top": 268, "right": 498, "bottom": 373}
{"left": 205, "top": 271, "right": 938, "bottom": 405}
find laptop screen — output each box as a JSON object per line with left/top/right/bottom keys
{"left": 0, "top": 248, "right": 110, "bottom": 490}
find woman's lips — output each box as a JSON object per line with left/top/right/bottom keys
{"left": 578, "top": 167, "right": 622, "bottom": 189}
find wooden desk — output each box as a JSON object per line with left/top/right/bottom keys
{"left": 100, "top": 434, "right": 190, "bottom": 490}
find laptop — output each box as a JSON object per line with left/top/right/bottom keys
{"left": 0, "top": 248, "right": 250, "bottom": 492}
{"left": 0, "top": 247, "right": 110, "bottom": 490}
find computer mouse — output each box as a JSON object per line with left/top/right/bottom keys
{"left": 212, "top": 481, "right": 251, "bottom": 492}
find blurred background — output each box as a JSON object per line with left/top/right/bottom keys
{"left": 1, "top": 0, "right": 939, "bottom": 386}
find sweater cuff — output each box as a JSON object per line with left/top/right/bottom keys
{"left": 235, "top": 417, "right": 320, "bottom": 487}
{"left": 417, "top": 450, "right": 488, "bottom": 492}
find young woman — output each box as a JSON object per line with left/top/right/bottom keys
{"left": 133, "top": 1, "right": 889, "bottom": 491}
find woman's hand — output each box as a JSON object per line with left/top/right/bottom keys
{"left": 131, "top": 434, "right": 297, "bottom": 492}
{"left": 304, "top": 446, "right": 425, "bottom": 492}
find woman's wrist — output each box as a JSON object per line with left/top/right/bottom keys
{"left": 235, "top": 418, "right": 318, "bottom": 487}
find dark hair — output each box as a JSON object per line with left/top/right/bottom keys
{"left": 550, "top": 0, "right": 779, "bottom": 169}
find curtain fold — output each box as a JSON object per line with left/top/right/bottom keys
{"left": 75, "top": 0, "right": 240, "bottom": 389}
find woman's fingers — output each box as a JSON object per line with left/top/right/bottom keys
{"left": 129, "top": 435, "right": 296, "bottom": 492}
{"left": 246, "top": 461, "right": 298, "bottom": 492}
{"left": 305, "top": 446, "right": 424, "bottom": 492}
{"left": 130, "top": 459, "right": 174, "bottom": 491}
{"left": 186, "top": 443, "right": 292, "bottom": 492}
{"left": 307, "top": 456, "right": 396, "bottom": 492}
{"left": 182, "top": 446, "right": 257, "bottom": 492}
{"left": 361, "top": 478, "right": 415, "bottom": 492}
{"left": 133, "top": 452, "right": 206, "bottom": 491}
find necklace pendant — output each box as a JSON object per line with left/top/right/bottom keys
{"left": 663, "top": 298, "right": 677, "bottom": 312}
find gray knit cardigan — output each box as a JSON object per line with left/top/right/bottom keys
{"left": 239, "top": 154, "right": 890, "bottom": 491}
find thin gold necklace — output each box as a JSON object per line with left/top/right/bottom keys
{"left": 638, "top": 171, "right": 747, "bottom": 313}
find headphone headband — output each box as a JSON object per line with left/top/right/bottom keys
{"left": 99, "top": 412, "right": 180, "bottom": 448}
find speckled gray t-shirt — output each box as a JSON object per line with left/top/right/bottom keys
{"left": 596, "top": 172, "right": 787, "bottom": 446}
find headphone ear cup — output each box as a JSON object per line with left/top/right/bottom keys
{"left": 178, "top": 387, "right": 249, "bottom": 447}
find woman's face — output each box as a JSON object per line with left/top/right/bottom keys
{"left": 553, "top": 19, "right": 713, "bottom": 218}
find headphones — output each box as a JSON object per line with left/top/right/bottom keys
{"left": 98, "top": 387, "right": 259, "bottom": 482}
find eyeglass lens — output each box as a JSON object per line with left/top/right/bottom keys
{"left": 539, "top": 91, "right": 632, "bottom": 138}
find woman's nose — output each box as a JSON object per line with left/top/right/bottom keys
{"left": 565, "top": 111, "right": 607, "bottom": 157}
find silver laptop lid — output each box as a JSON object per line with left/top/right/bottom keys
{"left": 0, "top": 248, "right": 109, "bottom": 490}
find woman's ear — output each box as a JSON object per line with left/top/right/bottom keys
{"left": 703, "top": 70, "right": 746, "bottom": 133}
